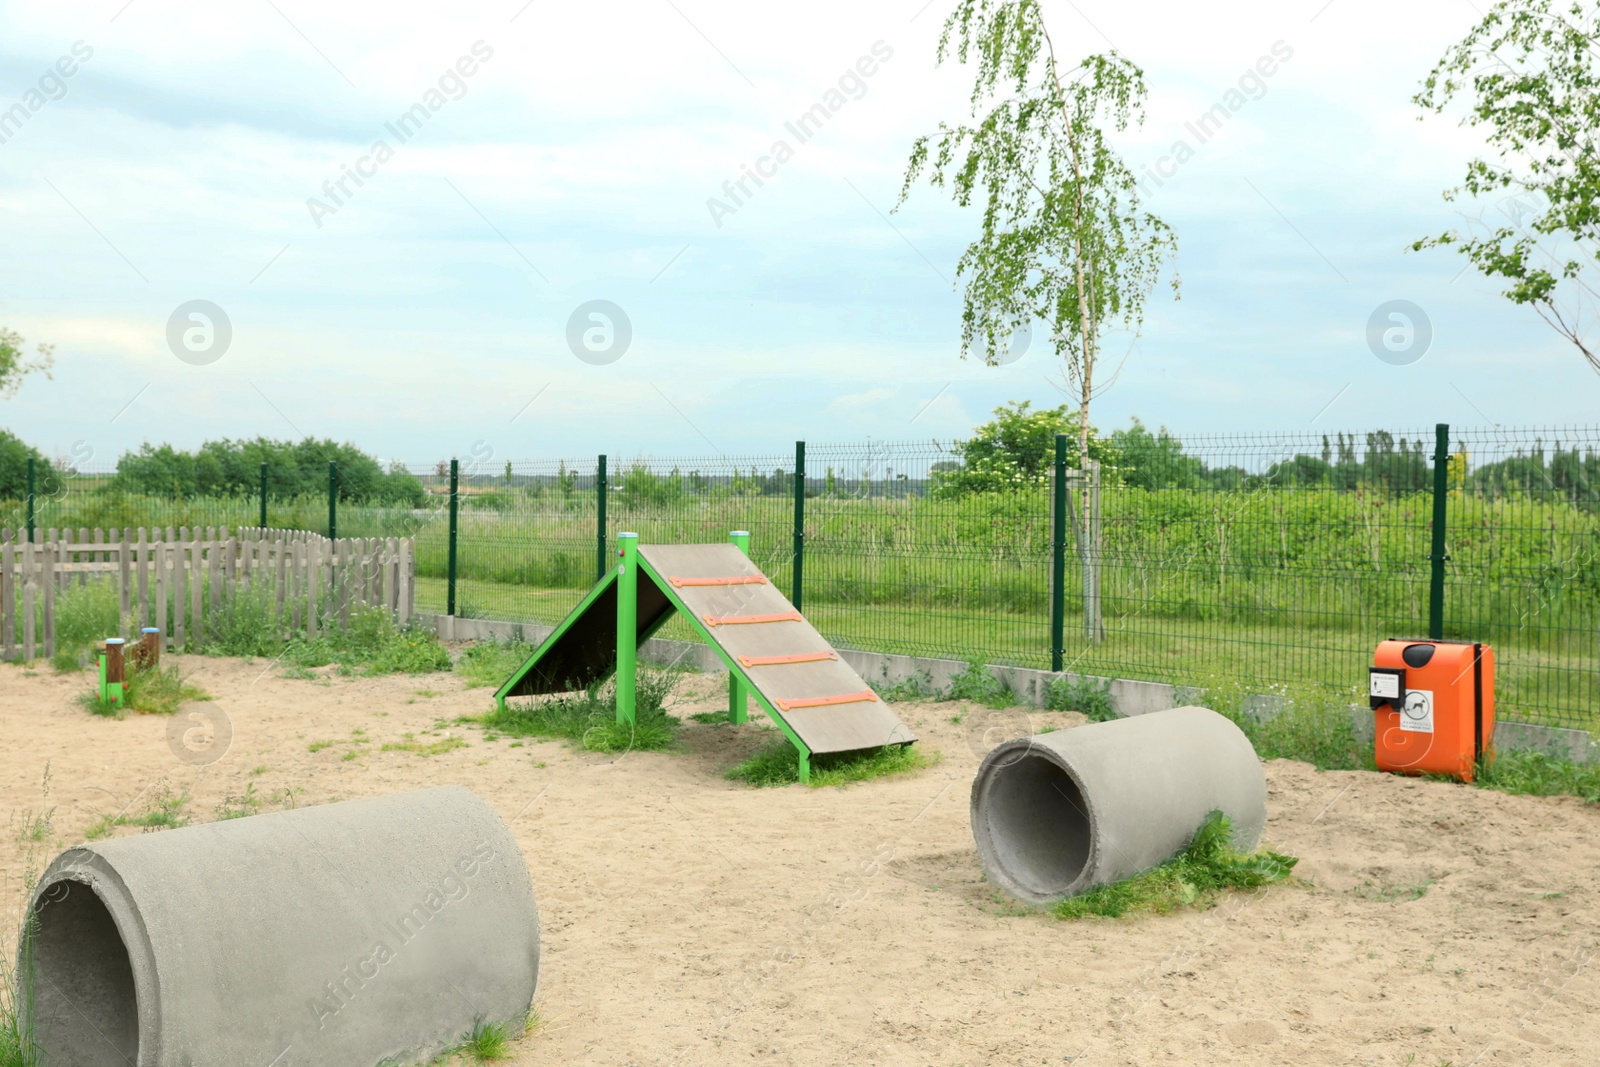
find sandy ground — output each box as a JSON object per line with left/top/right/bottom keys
{"left": 2, "top": 654, "right": 1597, "bottom": 1067}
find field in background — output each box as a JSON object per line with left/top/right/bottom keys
{"left": 11, "top": 428, "right": 1599, "bottom": 731}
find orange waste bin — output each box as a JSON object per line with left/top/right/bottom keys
{"left": 1370, "top": 639, "right": 1494, "bottom": 782}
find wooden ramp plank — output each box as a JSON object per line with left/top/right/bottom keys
{"left": 637, "top": 544, "right": 915, "bottom": 755}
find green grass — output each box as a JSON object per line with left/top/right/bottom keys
{"left": 1475, "top": 747, "right": 1600, "bottom": 802}
{"left": 215, "top": 784, "right": 261, "bottom": 821}
{"left": 1052, "top": 811, "right": 1298, "bottom": 920}
{"left": 1352, "top": 878, "right": 1433, "bottom": 903}
{"left": 0, "top": 918, "right": 39, "bottom": 1067}
{"left": 1048, "top": 675, "right": 1115, "bottom": 721}
{"left": 943, "top": 661, "right": 1014, "bottom": 708}
{"left": 84, "top": 787, "right": 191, "bottom": 840}
{"left": 725, "top": 739, "right": 937, "bottom": 788}
{"left": 871, "top": 669, "right": 938, "bottom": 703}
{"left": 381, "top": 734, "right": 469, "bottom": 757}
{"left": 472, "top": 669, "right": 682, "bottom": 754}
{"left": 80, "top": 663, "right": 210, "bottom": 718}
{"left": 454, "top": 637, "right": 537, "bottom": 689}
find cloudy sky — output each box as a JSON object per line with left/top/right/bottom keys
{"left": 0, "top": 0, "right": 1594, "bottom": 469}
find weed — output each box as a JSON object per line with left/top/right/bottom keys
{"left": 455, "top": 637, "right": 536, "bottom": 689}
{"left": 726, "top": 739, "right": 937, "bottom": 788}
{"left": 873, "top": 669, "right": 937, "bottom": 703}
{"left": 1475, "top": 747, "right": 1600, "bottom": 802}
{"left": 381, "top": 734, "right": 468, "bottom": 757}
{"left": 1048, "top": 675, "right": 1115, "bottom": 721}
{"left": 688, "top": 711, "right": 727, "bottom": 725}
{"left": 474, "top": 670, "right": 682, "bottom": 754}
{"left": 1052, "top": 811, "right": 1298, "bottom": 920}
{"left": 943, "top": 661, "right": 1013, "bottom": 708}
{"left": 462, "top": 1019, "right": 509, "bottom": 1061}
{"left": 1352, "top": 879, "right": 1433, "bottom": 903}
{"left": 215, "top": 784, "right": 261, "bottom": 821}
{"left": 86, "top": 787, "right": 191, "bottom": 839}
{"left": 79, "top": 662, "right": 210, "bottom": 718}
{"left": 0, "top": 917, "right": 39, "bottom": 1067}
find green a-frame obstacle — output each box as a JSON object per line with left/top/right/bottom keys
{"left": 494, "top": 532, "right": 915, "bottom": 782}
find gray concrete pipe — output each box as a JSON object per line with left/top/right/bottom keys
{"left": 20, "top": 786, "right": 539, "bottom": 1067}
{"left": 970, "top": 706, "right": 1267, "bottom": 904}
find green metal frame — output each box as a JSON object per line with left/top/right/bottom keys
{"left": 727, "top": 531, "right": 751, "bottom": 724}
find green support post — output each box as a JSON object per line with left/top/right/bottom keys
{"left": 596, "top": 455, "right": 608, "bottom": 581}
{"left": 792, "top": 441, "right": 805, "bottom": 612}
{"left": 728, "top": 530, "right": 751, "bottom": 724}
{"left": 327, "top": 461, "right": 338, "bottom": 540}
{"left": 259, "top": 462, "right": 268, "bottom": 529}
{"left": 1051, "top": 434, "right": 1067, "bottom": 672}
{"left": 447, "top": 458, "right": 460, "bottom": 617}
{"left": 26, "top": 456, "right": 36, "bottom": 543}
{"left": 615, "top": 532, "right": 638, "bottom": 726}
{"left": 1428, "top": 422, "right": 1450, "bottom": 640}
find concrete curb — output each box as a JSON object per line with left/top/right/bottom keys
{"left": 417, "top": 613, "right": 1597, "bottom": 763}
{"left": 22, "top": 786, "right": 539, "bottom": 1067}
{"left": 970, "top": 707, "right": 1268, "bottom": 904}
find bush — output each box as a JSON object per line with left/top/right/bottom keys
{"left": 944, "top": 661, "right": 1013, "bottom": 708}
{"left": 456, "top": 637, "right": 537, "bottom": 689}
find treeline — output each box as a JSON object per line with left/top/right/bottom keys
{"left": 113, "top": 438, "right": 425, "bottom": 505}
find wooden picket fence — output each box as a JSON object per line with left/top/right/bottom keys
{"left": 0, "top": 526, "right": 415, "bottom": 662}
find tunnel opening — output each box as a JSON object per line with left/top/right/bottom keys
{"left": 23, "top": 879, "right": 140, "bottom": 1066}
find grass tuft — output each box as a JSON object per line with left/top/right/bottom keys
{"left": 455, "top": 637, "right": 536, "bottom": 689}
{"left": 726, "top": 739, "right": 937, "bottom": 788}
{"left": 1475, "top": 747, "right": 1600, "bottom": 802}
{"left": 873, "top": 669, "right": 938, "bottom": 703}
{"left": 1047, "top": 675, "right": 1115, "bottom": 721}
{"left": 84, "top": 786, "right": 190, "bottom": 840}
{"left": 943, "top": 660, "right": 1013, "bottom": 708}
{"left": 1052, "top": 811, "right": 1298, "bottom": 920}
{"left": 473, "top": 669, "right": 682, "bottom": 754}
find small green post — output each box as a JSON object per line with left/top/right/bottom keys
{"left": 615, "top": 532, "right": 638, "bottom": 726}
{"left": 1429, "top": 423, "right": 1450, "bottom": 640}
{"left": 26, "top": 456, "right": 36, "bottom": 543}
{"left": 327, "top": 461, "right": 338, "bottom": 540}
{"left": 1051, "top": 434, "right": 1068, "bottom": 672}
{"left": 259, "top": 462, "right": 268, "bottom": 529}
{"left": 447, "top": 458, "right": 460, "bottom": 617}
{"left": 596, "top": 455, "right": 608, "bottom": 582}
{"left": 728, "top": 529, "right": 751, "bottom": 724}
{"left": 792, "top": 441, "right": 805, "bottom": 612}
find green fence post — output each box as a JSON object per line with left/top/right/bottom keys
{"left": 447, "top": 458, "right": 460, "bottom": 617}
{"left": 615, "top": 532, "right": 638, "bottom": 726}
{"left": 1051, "top": 434, "right": 1067, "bottom": 672}
{"left": 728, "top": 529, "right": 751, "bottom": 724}
{"left": 1429, "top": 422, "right": 1450, "bottom": 640}
{"left": 792, "top": 441, "right": 805, "bottom": 612}
{"left": 25, "top": 456, "right": 35, "bottom": 543}
{"left": 259, "top": 462, "right": 268, "bottom": 529}
{"left": 327, "top": 461, "right": 337, "bottom": 540}
{"left": 596, "top": 454, "right": 608, "bottom": 581}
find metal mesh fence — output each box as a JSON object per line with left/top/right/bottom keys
{"left": 7, "top": 426, "right": 1596, "bottom": 731}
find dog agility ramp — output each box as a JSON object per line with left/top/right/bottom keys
{"left": 494, "top": 539, "right": 914, "bottom": 777}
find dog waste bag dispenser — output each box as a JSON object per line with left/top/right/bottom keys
{"left": 1369, "top": 639, "right": 1494, "bottom": 782}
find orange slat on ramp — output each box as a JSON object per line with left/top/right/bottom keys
{"left": 637, "top": 543, "right": 916, "bottom": 755}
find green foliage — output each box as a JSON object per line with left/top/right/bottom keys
{"left": 1413, "top": 0, "right": 1600, "bottom": 373}
{"left": 873, "top": 669, "right": 938, "bottom": 703}
{"left": 0, "top": 917, "right": 39, "bottom": 1067}
{"left": 455, "top": 637, "right": 537, "bottom": 689}
{"left": 932, "top": 402, "right": 1116, "bottom": 497}
{"left": 0, "top": 326, "right": 54, "bottom": 401}
{"left": 725, "top": 740, "right": 934, "bottom": 788}
{"left": 461, "top": 1019, "right": 510, "bottom": 1061}
{"left": 1047, "top": 675, "right": 1114, "bottom": 721}
{"left": 0, "top": 429, "right": 61, "bottom": 504}
{"left": 81, "top": 664, "right": 209, "bottom": 718}
{"left": 114, "top": 437, "right": 425, "bottom": 506}
{"left": 475, "top": 670, "right": 682, "bottom": 754}
{"left": 85, "top": 787, "right": 191, "bottom": 839}
{"left": 1052, "top": 811, "right": 1297, "bottom": 919}
{"left": 899, "top": 0, "right": 1178, "bottom": 455}
{"left": 1476, "top": 746, "right": 1600, "bottom": 802}
{"left": 1195, "top": 676, "right": 1374, "bottom": 772}
{"left": 202, "top": 588, "right": 451, "bottom": 676}
{"left": 944, "top": 660, "right": 1013, "bottom": 707}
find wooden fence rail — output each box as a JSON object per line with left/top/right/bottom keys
{"left": 0, "top": 526, "right": 414, "bottom": 663}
